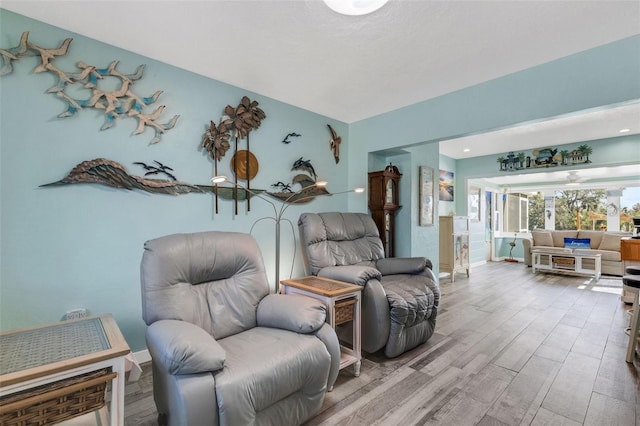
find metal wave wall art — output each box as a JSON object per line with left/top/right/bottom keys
{"left": 0, "top": 32, "right": 179, "bottom": 144}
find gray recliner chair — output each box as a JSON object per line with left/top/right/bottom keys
{"left": 140, "top": 231, "right": 340, "bottom": 426}
{"left": 298, "top": 212, "right": 440, "bottom": 358}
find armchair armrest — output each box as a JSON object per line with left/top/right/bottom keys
{"left": 376, "top": 257, "right": 430, "bottom": 275}
{"left": 318, "top": 265, "right": 382, "bottom": 286}
{"left": 146, "top": 320, "right": 225, "bottom": 375}
{"left": 257, "top": 294, "right": 326, "bottom": 333}
{"left": 522, "top": 237, "right": 533, "bottom": 266}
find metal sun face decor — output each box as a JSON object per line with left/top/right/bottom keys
{"left": 0, "top": 32, "right": 179, "bottom": 144}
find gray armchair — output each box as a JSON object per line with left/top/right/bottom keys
{"left": 298, "top": 212, "right": 440, "bottom": 358}
{"left": 140, "top": 231, "right": 340, "bottom": 426}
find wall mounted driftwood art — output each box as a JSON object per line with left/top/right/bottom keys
{"left": 0, "top": 32, "right": 179, "bottom": 144}
{"left": 41, "top": 156, "right": 329, "bottom": 202}
{"left": 40, "top": 158, "right": 204, "bottom": 195}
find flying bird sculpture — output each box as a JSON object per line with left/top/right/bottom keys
{"left": 327, "top": 124, "right": 341, "bottom": 164}
{"left": 292, "top": 157, "right": 317, "bottom": 180}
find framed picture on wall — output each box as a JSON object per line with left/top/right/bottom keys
{"left": 419, "top": 166, "right": 435, "bottom": 226}
{"left": 439, "top": 170, "right": 454, "bottom": 201}
{"left": 468, "top": 186, "right": 481, "bottom": 222}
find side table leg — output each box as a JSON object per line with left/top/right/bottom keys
{"left": 110, "top": 357, "right": 126, "bottom": 426}
{"left": 354, "top": 361, "right": 361, "bottom": 377}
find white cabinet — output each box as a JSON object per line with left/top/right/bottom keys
{"left": 439, "top": 216, "right": 470, "bottom": 282}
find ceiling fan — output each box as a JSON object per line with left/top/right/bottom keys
{"left": 565, "top": 171, "right": 586, "bottom": 186}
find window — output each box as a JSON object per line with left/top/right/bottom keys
{"left": 504, "top": 193, "right": 528, "bottom": 233}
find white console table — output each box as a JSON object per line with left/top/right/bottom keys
{"left": 532, "top": 248, "right": 601, "bottom": 281}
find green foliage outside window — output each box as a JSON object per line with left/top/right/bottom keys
{"left": 525, "top": 190, "right": 640, "bottom": 232}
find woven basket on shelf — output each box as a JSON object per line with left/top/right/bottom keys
{"left": 334, "top": 297, "right": 356, "bottom": 325}
{"left": 0, "top": 368, "right": 116, "bottom": 426}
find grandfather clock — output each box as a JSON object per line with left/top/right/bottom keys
{"left": 368, "top": 163, "right": 402, "bottom": 257}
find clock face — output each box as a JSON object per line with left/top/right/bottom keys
{"left": 386, "top": 179, "right": 394, "bottom": 204}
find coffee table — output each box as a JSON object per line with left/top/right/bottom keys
{"left": 532, "top": 248, "right": 601, "bottom": 281}
{"left": 0, "top": 314, "right": 130, "bottom": 425}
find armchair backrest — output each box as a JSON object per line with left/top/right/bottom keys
{"left": 298, "top": 212, "right": 384, "bottom": 275}
{"left": 140, "top": 231, "right": 269, "bottom": 340}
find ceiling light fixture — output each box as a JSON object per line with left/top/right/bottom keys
{"left": 619, "top": 128, "right": 631, "bottom": 133}
{"left": 323, "top": 0, "right": 389, "bottom": 16}
{"left": 463, "top": 148, "right": 470, "bottom": 152}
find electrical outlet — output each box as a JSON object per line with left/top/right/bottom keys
{"left": 66, "top": 308, "right": 87, "bottom": 320}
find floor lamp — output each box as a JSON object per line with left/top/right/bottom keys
{"left": 211, "top": 175, "right": 364, "bottom": 292}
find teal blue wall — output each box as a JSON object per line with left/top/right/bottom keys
{"left": 457, "top": 134, "right": 640, "bottom": 185}
{"left": 2, "top": 9, "right": 640, "bottom": 353}
{"left": 349, "top": 35, "right": 640, "bottom": 273}
{"left": 0, "top": 10, "right": 352, "bottom": 351}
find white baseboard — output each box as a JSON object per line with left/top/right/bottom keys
{"left": 133, "top": 349, "right": 151, "bottom": 365}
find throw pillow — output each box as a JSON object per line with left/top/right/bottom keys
{"left": 564, "top": 238, "right": 590, "bottom": 249}
{"left": 532, "top": 229, "right": 553, "bottom": 247}
{"left": 599, "top": 233, "right": 622, "bottom": 251}
{"left": 552, "top": 230, "right": 578, "bottom": 247}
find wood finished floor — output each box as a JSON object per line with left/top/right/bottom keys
{"left": 123, "top": 262, "right": 640, "bottom": 425}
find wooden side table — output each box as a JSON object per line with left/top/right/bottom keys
{"left": 280, "top": 276, "right": 362, "bottom": 378}
{"left": 0, "top": 314, "right": 131, "bottom": 425}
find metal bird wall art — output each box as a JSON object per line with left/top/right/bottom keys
{"left": 292, "top": 157, "right": 317, "bottom": 180}
{"left": 327, "top": 124, "right": 342, "bottom": 164}
{"left": 282, "top": 132, "right": 301, "bottom": 144}
{"left": 0, "top": 32, "right": 179, "bottom": 144}
{"left": 133, "top": 161, "right": 177, "bottom": 181}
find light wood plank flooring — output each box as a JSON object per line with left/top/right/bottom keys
{"left": 123, "top": 261, "right": 639, "bottom": 425}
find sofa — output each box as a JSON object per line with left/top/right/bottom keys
{"left": 522, "top": 229, "right": 631, "bottom": 276}
{"left": 140, "top": 231, "right": 341, "bottom": 426}
{"left": 298, "top": 212, "right": 440, "bottom": 358}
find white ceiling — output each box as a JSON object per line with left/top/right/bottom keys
{"left": 2, "top": 0, "right": 639, "bottom": 187}
{"left": 2, "top": 0, "right": 639, "bottom": 124}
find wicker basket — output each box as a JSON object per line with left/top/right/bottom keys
{"left": 0, "top": 368, "right": 116, "bottom": 426}
{"left": 335, "top": 297, "right": 357, "bottom": 325}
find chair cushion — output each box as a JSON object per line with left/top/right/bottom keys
{"left": 298, "top": 212, "right": 384, "bottom": 275}
{"left": 381, "top": 274, "right": 435, "bottom": 327}
{"left": 215, "top": 327, "right": 329, "bottom": 425}
{"left": 257, "top": 294, "right": 326, "bottom": 333}
{"left": 146, "top": 320, "right": 226, "bottom": 375}
{"left": 141, "top": 231, "right": 270, "bottom": 340}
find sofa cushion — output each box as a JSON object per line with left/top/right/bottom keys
{"left": 552, "top": 231, "right": 578, "bottom": 247}
{"left": 599, "top": 233, "right": 623, "bottom": 251}
{"left": 577, "top": 231, "right": 604, "bottom": 249}
{"left": 215, "top": 327, "right": 329, "bottom": 425}
{"left": 588, "top": 249, "right": 622, "bottom": 262}
{"left": 532, "top": 229, "right": 553, "bottom": 247}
